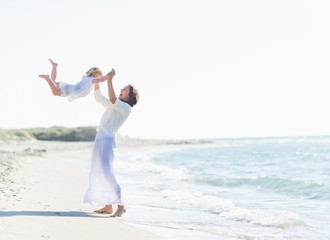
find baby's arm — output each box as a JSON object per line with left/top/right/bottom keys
{"left": 92, "top": 75, "right": 108, "bottom": 84}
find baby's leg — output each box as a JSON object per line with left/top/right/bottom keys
{"left": 38, "top": 74, "right": 61, "bottom": 96}
{"left": 49, "top": 59, "right": 60, "bottom": 88}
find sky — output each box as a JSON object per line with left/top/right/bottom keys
{"left": 1, "top": 0, "right": 330, "bottom": 139}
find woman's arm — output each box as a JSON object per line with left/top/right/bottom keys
{"left": 94, "top": 83, "right": 111, "bottom": 108}
{"left": 94, "top": 82, "right": 100, "bottom": 91}
{"left": 107, "top": 69, "right": 117, "bottom": 104}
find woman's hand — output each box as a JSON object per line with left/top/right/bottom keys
{"left": 106, "top": 69, "right": 116, "bottom": 81}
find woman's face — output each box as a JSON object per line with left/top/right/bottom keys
{"left": 119, "top": 85, "right": 130, "bottom": 102}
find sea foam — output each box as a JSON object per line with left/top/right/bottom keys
{"left": 159, "top": 189, "right": 304, "bottom": 228}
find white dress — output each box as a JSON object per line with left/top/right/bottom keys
{"left": 59, "top": 75, "right": 95, "bottom": 102}
{"left": 84, "top": 89, "right": 131, "bottom": 206}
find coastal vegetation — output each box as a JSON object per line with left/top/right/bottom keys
{"left": 0, "top": 126, "right": 214, "bottom": 145}
{"left": 0, "top": 127, "right": 97, "bottom": 142}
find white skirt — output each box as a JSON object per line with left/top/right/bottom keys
{"left": 83, "top": 130, "right": 122, "bottom": 206}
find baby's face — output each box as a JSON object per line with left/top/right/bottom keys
{"left": 93, "top": 72, "right": 103, "bottom": 78}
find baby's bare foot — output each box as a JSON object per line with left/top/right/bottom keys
{"left": 49, "top": 59, "right": 58, "bottom": 67}
{"left": 38, "top": 74, "right": 50, "bottom": 80}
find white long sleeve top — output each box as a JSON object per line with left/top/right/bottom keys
{"left": 94, "top": 89, "right": 131, "bottom": 137}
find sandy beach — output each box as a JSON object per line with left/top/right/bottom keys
{"left": 0, "top": 139, "right": 154, "bottom": 240}
{"left": 2, "top": 132, "right": 330, "bottom": 239}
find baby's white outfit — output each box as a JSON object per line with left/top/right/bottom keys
{"left": 59, "top": 75, "right": 95, "bottom": 101}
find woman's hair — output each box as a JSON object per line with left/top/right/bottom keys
{"left": 86, "top": 67, "right": 102, "bottom": 77}
{"left": 126, "top": 84, "right": 139, "bottom": 107}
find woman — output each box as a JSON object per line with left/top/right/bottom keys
{"left": 83, "top": 69, "right": 139, "bottom": 217}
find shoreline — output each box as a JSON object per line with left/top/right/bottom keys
{"left": 0, "top": 140, "right": 155, "bottom": 240}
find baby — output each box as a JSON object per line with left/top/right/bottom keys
{"left": 39, "top": 59, "right": 113, "bottom": 101}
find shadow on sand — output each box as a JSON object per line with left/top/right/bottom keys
{"left": 0, "top": 211, "right": 109, "bottom": 218}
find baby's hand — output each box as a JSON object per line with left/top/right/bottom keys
{"left": 107, "top": 69, "right": 116, "bottom": 76}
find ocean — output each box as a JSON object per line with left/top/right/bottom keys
{"left": 89, "top": 136, "right": 330, "bottom": 239}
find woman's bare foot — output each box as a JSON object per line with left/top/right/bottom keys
{"left": 94, "top": 205, "right": 113, "bottom": 214}
{"left": 49, "top": 59, "right": 58, "bottom": 67}
{"left": 111, "top": 205, "right": 126, "bottom": 217}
